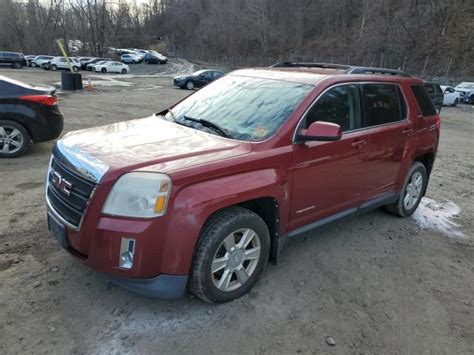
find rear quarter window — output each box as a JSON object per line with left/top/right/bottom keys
{"left": 411, "top": 85, "right": 437, "bottom": 116}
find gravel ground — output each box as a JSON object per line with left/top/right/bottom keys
{"left": 0, "top": 63, "right": 473, "bottom": 354}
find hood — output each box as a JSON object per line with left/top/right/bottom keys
{"left": 455, "top": 88, "right": 473, "bottom": 93}
{"left": 56, "top": 115, "right": 251, "bottom": 184}
{"left": 173, "top": 75, "right": 188, "bottom": 80}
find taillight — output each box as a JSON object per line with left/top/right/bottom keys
{"left": 19, "top": 95, "right": 58, "bottom": 106}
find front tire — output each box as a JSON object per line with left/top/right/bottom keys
{"left": 452, "top": 98, "right": 458, "bottom": 107}
{"left": 72, "top": 66, "right": 79, "bottom": 72}
{"left": 190, "top": 207, "right": 270, "bottom": 303}
{"left": 50, "top": 64, "right": 57, "bottom": 71}
{"left": 0, "top": 120, "right": 31, "bottom": 158}
{"left": 121, "top": 69, "right": 127, "bottom": 74}
{"left": 384, "top": 162, "right": 427, "bottom": 217}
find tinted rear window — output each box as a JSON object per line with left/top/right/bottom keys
{"left": 411, "top": 85, "right": 437, "bottom": 116}
{"left": 362, "top": 83, "right": 406, "bottom": 126}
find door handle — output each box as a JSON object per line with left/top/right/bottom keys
{"left": 402, "top": 128, "right": 415, "bottom": 136}
{"left": 429, "top": 124, "right": 437, "bottom": 132}
{"left": 351, "top": 140, "right": 367, "bottom": 148}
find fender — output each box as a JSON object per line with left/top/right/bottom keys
{"left": 159, "top": 168, "right": 290, "bottom": 274}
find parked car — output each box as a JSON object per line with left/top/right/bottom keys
{"left": 454, "top": 82, "right": 474, "bottom": 104}
{"left": 173, "top": 69, "right": 225, "bottom": 90}
{"left": 86, "top": 60, "right": 109, "bottom": 71}
{"left": 49, "top": 57, "right": 81, "bottom": 72}
{"left": 121, "top": 53, "right": 143, "bottom": 64}
{"left": 30, "top": 55, "right": 54, "bottom": 68}
{"left": 424, "top": 82, "right": 443, "bottom": 113}
{"left": 94, "top": 61, "right": 130, "bottom": 74}
{"left": 0, "top": 75, "right": 63, "bottom": 158}
{"left": 134, "top": 50, "right": 149, "bottom": 59}
{"left": 78, "top": 56, "right": 94, "bottom": 63}
{"left": 143, "top": 53, "right": 167, "bottom": 64}
{"left": 83, "top": 58, "right": 112, "bottom": 70}
{"left": 0, "top": 51, "right": 27, "bottom": 69}
{"left": 440, "top": 85, "right": 461, "bottom": 106}
{"left": 40, "top": 60, "right": 52, "bottom": 70}
{"left": 46, "top": 62, "right": 440, "bottom": 303}
{"left": 25, "top": 55, "right": 36, "bottom": 66}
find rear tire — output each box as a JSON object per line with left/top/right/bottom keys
{"left": 190, "top": 207, "right": 270, "bottom": 303}
{"left": 452, "top": 98, "right": 458, "bottom": 107}
{"left": 101, "top": 68, "right": 107, "bottom": 73}
{"left": 31, "top": 63, "right": 37, "bottom": 68}
{"left": 384, "top": 162, "right": 427, "bottom": 217}
{"left": 72, "top": 66, "right": 79, "bottom": 72}
{"left": 12, "top": 62, "right": 22, "bottom": 69}
{"left": 0, "top": 120, "right": 31, "bottom": 158}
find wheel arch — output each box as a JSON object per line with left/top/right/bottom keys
{"left": 414, "top": 152, "right": 435, "bottom": 178}
{"left": 159, "top": 169, "right": 290, "bottom": 274}
{"left": 237, "top": 197, "right": 280, "bottom": 263}
{"left": 0, "top": 117, "right": 33, "bottom": 142}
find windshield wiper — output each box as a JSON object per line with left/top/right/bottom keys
{"left": 182, "top": 116, "right": 232, "bottom": 138}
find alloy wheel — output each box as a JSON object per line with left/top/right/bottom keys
{"left": 211, "top": 228, "right": 261, "bottom": 292}
{"left": 0, "top": 125, "right": 24, "bottom": 155}
{"left": 404, "top": 171, "right": 423, "bottom": 210}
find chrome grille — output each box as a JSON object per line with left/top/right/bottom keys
{"left": 46, "top": 156, "right": 96, "bottom": 229}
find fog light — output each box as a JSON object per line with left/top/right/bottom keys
{"left": 119, "top": 238, "right": 135, "bottom": 270}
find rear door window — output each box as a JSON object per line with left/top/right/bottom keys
{"left": 411, "top": 85, "right": 437, "bottom": 116}
{"left": 361, "top": 83, "right": 406, "bottom": 127}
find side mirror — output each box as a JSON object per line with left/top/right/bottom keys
{"left": 297, "top": 121, "right": 342, "bottom": 142}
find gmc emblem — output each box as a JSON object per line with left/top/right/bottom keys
{"left": 50, "top": 169, "right": 73, "bottom": 196}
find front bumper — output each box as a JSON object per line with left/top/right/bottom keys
{"left": 107, "top": 273, "right": 188, "bottom": 298}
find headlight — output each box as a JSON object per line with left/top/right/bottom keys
{"left": 102, "top": 172, "right": 171, "bottom": 218}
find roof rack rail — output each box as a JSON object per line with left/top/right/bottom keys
{"left": 270, "top": 61, "right": 411, "bottom": 77}
{"left": 346, "top": 66, "right": 411, "bottom": 77}
{"left": 270, "top": 61, "right": 350, "bottom": 70}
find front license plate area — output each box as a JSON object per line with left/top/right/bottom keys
{"left": 48, "top": 213, "right": 69, "bottom": 249}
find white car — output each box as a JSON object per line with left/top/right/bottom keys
{"left": 440, "top": 86, "right": 461, "bottom": 106}
{"left": 88, "top": 60, "right": 110, "bottom": 71}
{"left": 49, "top": 57, "right": 81, "bottom": 72}
{"left": 135, "top": 50, "right": 149, "bottom": 59}
{"left": 30, "top": 55, "right": 54, "bottom": 68}
{"left": 120, "top": 53, "right": 142, "bottom": 64}
{"left": 454, "top": 82, "right": 474, "bottom": 104}
{"left": 94, "top": 61, "right": 130, "bottom": 74}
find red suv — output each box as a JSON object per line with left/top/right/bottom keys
{"left": 46, "top": 63, "right": 440, "bottom": 303}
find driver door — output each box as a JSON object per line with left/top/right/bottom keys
{"left": 290, "top": 84, "right": 369, "bottom": 231}
{"left": 196, "top": 72, "right": 211, "bottom": 87}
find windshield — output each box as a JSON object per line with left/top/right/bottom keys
{"left": 456, "top": 82, "right": 474, "bottom": 89}
{"left": 165, "top": 75, "right": 313, "bottom": 141}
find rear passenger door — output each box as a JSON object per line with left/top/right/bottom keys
{"left": 361, "top": 83, "right": 412, "bottom": 199}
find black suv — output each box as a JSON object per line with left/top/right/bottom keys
{"left": 0, "top": 51, "right": 27, "bottom": 69}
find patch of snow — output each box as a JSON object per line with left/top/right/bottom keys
{"left": 86, "top": 77, "right": 135, "bottom": 87}
{"left": 412, "top": 197, "right": 465, "bottom": 238}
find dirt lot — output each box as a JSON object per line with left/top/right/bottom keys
{"left": 0, "top": 64, "right": 473, "bottom": 354}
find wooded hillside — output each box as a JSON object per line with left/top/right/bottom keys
{"left": 1, "top": 0, "right": 473, "bottom": 77}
